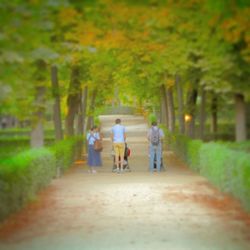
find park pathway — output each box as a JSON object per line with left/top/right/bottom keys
{"left": 0, "top": 115, "right": 250, "bottom": 250}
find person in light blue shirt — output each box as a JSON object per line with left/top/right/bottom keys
{"left": 111, "top": 119, "right": 126, "bottom": 172}
{"left": 87, "top": 126, "right": 102, "bottom": 173}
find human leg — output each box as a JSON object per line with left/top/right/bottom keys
{"left": 118, "top": 143, "right": 125, "bottom": 171}
{"left": 87, "top": 145, "right": 95, "bottom": 173}
{"left": 113, "top": 143, "right": 120, "bottom": 170}
{"left": 149, "top": 145, "right": 155, "bottom": 172}
{"left": 156, "top": 144, "right": 162, "bottom": 172}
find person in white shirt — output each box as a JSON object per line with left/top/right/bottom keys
{"left": 111, "top": 118, "right": 126, "bottom": 172}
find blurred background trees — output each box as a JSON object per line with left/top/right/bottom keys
{"left": 0, "top": 0, "right": 249, "bottom": 144}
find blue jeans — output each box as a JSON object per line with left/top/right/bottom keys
{"left": 149, "top": 144, "right": 162, "bottom": 172}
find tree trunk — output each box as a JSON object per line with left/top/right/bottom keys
{"left": 30, "top": 59, "right": 47, "bottom": 148}
{"left": 160, "top": 85, "right": 169, "bottom": 128}
{"left": 76, "top": 91, "right": 83, "bottom": 136}
{"left": 82, "top": 86, "right": 88, "bottom": 134}
{"left": 77, "top": 86, "right": 88, "bottom": 135}
{"left": 30, "top": 86, "right": 46, "bottom": 148}
{"left": 51, "top": 65, "right": 63, "bottom": 141}
{"left": 86, "top": 89, "right": 97, "bottom": 130}
{"left": 65, "top": 65, "right": 81, "bottom": 137}
{"left": 115, "top": 86, "right": 121, "bottom": 106}
{"left": 247, "top": 103, "right": 250, "bottom": 134}
{"left": 199, "top": 85, "right": 206, "bottom": 140}
{"left": 160, "top": 96, "right": 167, "bottom": 125}
{"left": 235, "top": 93, "right": 247, "bottom": 142}
{"left": 166, "top": 85, "right": 175, "bottom": 132}
{"left": 211, "top": 93, "right": 218, "bottom": 139}
{"left": 186, "top": 86, "right": 198, "bottom": 138}
{"left": 175, "top": 74, "right": 185, "bottom": 134}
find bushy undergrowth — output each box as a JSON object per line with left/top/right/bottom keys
{"left": 0, "top": 128, "right": 55, "bottom": 138}
{"left": 0, "top": 137, "right": 82, "bottom": 222}
{"left": 0, "top": 137, "right": 54, "bottom": 159}
{"left": 50, "top": 137, "right": 81, "bottom": 172}
{"left": 0, "top": 148, "right": 56, "bottom": 221}
{"left": 167, "top": 132, "right": 250, "bottom": 211}
{"left": 222, "top": 141, "right": 250, "bottom": 153}
{"left": 0, "top": 138, "right": 30, "bottom": 159}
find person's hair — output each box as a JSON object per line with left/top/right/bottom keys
{"left": 115, "top": 118, "right": 121, "bottom": 124}
{"left": 90, "top": 126, "right": 97, "bottom": 131}
{"left": 151, "top": 121, "right": 157, "bottom": 126}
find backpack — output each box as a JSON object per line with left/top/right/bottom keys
{"left": 94, "top": 139, "right": 103, "bottom": 152}
{"left": 150, "top": 127, "right": 160, "bottom": 146}
{"left": 89, "top": 134, "right": 103, "bottom": 152}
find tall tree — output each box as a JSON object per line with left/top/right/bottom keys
{"left": 199, "top": 85, "right": 207, "bottom": 140}
{"left": 77, "top": 85, "right": 88, "bottom": 135}
{"left": 51, "top": 65, "right": 63, "bottom": 141}
{"left": 30, "top": 60, "right": 47, "bottom": 148}
{"left": 65, "top": 65, "right": 81, "bottom": 137}
{"left": 176, "top": 75, "right": 185, "bottom": 134}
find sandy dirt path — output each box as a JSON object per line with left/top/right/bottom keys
{"left": 0, "top": 115, "right": 249, "bottom": 250}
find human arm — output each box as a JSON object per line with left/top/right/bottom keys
{"left": 147, "top": 128, "right": 151, "bottom": 141}
{"left": 111, "top": 127, "right": 114, "bottom": 142}
{"left": 123, "top": 126, "right": 126, "bottom": 142}
{"left": 87, "top": 132, "right": 90, "bottom": 141}
{"left": 159, "top": 129, "right": 164, "bottom": 142}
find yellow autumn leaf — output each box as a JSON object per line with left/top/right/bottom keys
{"left": 166, "top": 78, "right": 175, "bottom": 88}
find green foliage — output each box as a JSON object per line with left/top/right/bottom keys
{"left": 0, "top": 137, "right": 80, "bottom": 222}
{"left": 0, "top": 128, "right": 55, "bottom": 138}
{"left": 166, "top": 132, "right": 188, "bottom": 159}
{"left": 0, "top": 148, "right": 56, "bottom": 221}
{"left": 186, "top": 140, "right": 203, "bottom": 171}
{"left": 1, "top": 0, "right": 249, "bottom": 135}
{"left": 199, "top": 143, "right": 230, "bottom": 188}
{"left": 199, "top": 143, "right": 250, "bottom": 209}
{"left": 94, "top": 116, "right": 101, "bottom": 126}
{"left": 148, "top": 113, "right": 157, "bottom": 124}
{"left": 222, "top": 141, "right": 250, "bottom": 153}
{"left": 100, "top": 106, "right": 135, "bottom": 115}
{"left": 0, "top": 138, "right": 30, "bottom": 159}
{"left": 50, "top": 137, "right": 80, "bottom": 172}
{"left": 168, "top": 134, "right": 250, "bottom": 210}
{"left": 0, "top": 136, "right": 55, "bottom": 159}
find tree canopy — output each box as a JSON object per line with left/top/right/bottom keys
{"left": 0, "top": 0, "right": 249, "bottom": 141}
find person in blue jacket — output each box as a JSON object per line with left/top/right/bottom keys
{"left": 87, "top": 126, "right": 102, "bottom": 173}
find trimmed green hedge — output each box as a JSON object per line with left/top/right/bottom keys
{"left": 0, "top": 138, "right": 30, "bottom": 159}
{"left": 0, "top": 137, "right": 82, "bottom": 222}
{"left": 222, "top": 141, "right": 250, "bottom": 153}
{"left": 0, "top": 128, "right": 55, "bottom": 138}
{"left": 167, "top": 133, "right": 250, "bottom": 211}
{"left": 0, "top": 148, "right": 56, "bottom": 221}
{"left": 0, "top": 137, "right": 55, "bottom": 159}
{"left": 50, "top": 137, "right": 81, "bottom": 173}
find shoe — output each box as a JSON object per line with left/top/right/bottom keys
{"left": 113, "top": 168, "right": 119, "bottom": 173}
